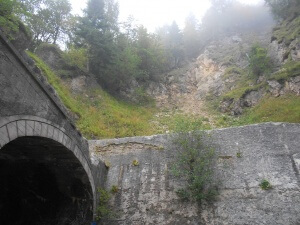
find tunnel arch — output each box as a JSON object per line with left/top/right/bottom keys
{"left": 0, "top": 115, "right": 97, "bottom": 224}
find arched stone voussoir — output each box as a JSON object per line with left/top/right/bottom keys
{"left": 0, "top": 125, "right": 10, "bottom": 149}
{"left": 0, "top": 115, "right": 97, "bottom": 214}
{"left": 0, "top": 116, "right": 67, "bottom": 147}
{"left": 0, "top": 115, "right": 95, "bottom": 187}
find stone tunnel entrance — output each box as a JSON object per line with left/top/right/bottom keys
{"left": 0, "top": 136, "right": 93, "bottom": 225}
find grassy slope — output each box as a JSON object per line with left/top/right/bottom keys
{"left": 239, "top": 61, "right": 300, "bottom": 124}
{"left": 237, "top": 13, "right": 300, "bottom": 125}
{"left": 27, "top": 41, "right": 300, "bottom": 138}
{"left": 272, "top": 16, "right": 300, "bottom": 46}
{"left": 28, "top": 52, "right": 157, "bottom": 139}
{"left": 209, "top": 60, "right": 300, "bottom": 127}
{"left": 240, "top": 94, "right": 300, "bottom": 124}
{"left": 210, "top": 93, "right": 300, "bottom": 128}
{"left": 213, "top": 60, "right": 300, "bottom": 127}
{"left": 270, "top": 61, "right": 300, "bottom": 81}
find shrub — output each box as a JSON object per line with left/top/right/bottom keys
{"left": 96, "top": 188, "right": 114, "bottom": 221}
{"left": 249, "top": 44, "right": 271, "bottom": 77}
{"left": 171, "top": 119, "right": 219, "bottom": 204}
{"left": 63, "top": 46, "right": 88, "bottom": 72}
{"left": 0, "top": 0, "right": 19, "bottom": 39}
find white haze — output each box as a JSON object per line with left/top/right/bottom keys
{"left": 70, "top": 0, "right": 264, "bottom": 31}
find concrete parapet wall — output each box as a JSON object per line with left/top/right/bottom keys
{"left": 89, "top": 122, "right": 300, "bottom": 225}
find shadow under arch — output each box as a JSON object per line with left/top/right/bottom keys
{"left": 0, "top": 116, "right": 96, "bottom": 224}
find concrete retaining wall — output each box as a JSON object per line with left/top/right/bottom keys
{"left": 90, "top": 122, "right": 300, "bottom": 225}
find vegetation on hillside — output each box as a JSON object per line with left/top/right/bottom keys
{"left": 0, "top": 0, "right": 19, "bottom": 37}
{"left": 241, "top": 94, "right": 300, "bottom": 124}
{"left": 208, "top": 93, "right": 300, "bottom": 128}
{"left": 265, "top": 0, "right": 299, "bottom": 21}
{"left": 209, "top": 40, "right": 300, "bottom": 126}
{"left": 272, "top": 16, "right": 300, "bottom": 46}
{"left": 270, "top": 61, "right": 300, "bottom": 81}
{"left": 27, "top": 52, "right": 157, "bottom": 139}
{"left": 249, "top": 44, "right": 272, "bottom": 77}
{"left": 1, "top": 0, "right": 275, "bottom": 93}
{"left": 1, "top": 0, "right": 299, "bottom": 139}
{"left": 266, "top": 0, "right": 300, "bottom": 46}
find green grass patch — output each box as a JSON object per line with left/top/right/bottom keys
{"left": 220, "top": 65, "right": 265, "bottom": 101}
{"left": 222, "top": 66, "right": 242, "bottom": 80}
{"left": 27, "top": 52, "right": 157, "bottom": 139}
{"left": 205, "top": 94, "right": 300, "bottom": 128}
{"left": 239, "top": 94, "right": 300, "bottom": 124}
{"left": 270, "top": 61, "right": 300, "bottom": 82}
{"left": 272, "top": 16, "right": 300, "bottom": 46}
{"left": 27, "top": 51, "right": 82, "bottom": 116}
{"left": 222, "top": 82, "right": 265, "bottom": 101}
{"left": 154, "top": 112, "right": 211, "bottom": 133}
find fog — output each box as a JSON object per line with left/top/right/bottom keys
{"left": 70, "top": 0, "right": 266, "bottom": 31}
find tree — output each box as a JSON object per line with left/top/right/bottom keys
{"left": 0, "top": 0, "right": 19, "bottom": 37}
{"left": 249, "top": 44, "right": 271, "bottom": 77}
{"left": 46, "top": 0, "right": 72, "bottom": 44}
{"left": 104, "top": 0, "right": 119, "bottom": 36}
{"left": 183, "top": 14, "right": 201, "bottom": 59}
{"left": 264, "top": 0, "right": 299, "bottom": 20}
{"left": 201, "top": 1, "right": 274, "bottom": 42}
{"left": 168, "top": 21, "right": 184, "bottom": 68}
{"left": 210, "top": 0, "right": 234, "bottom": 13}
{"left": 15, "top": 0, "right": 71, "bottom": 48}
{"left": 132, "top": 25, "right": 169, "bottom": 81}
{"left": 75, "top": 0, "right": 117, "bottom": 78}
{"left": 121, "top": 15, "right": 137, "bottom": 44}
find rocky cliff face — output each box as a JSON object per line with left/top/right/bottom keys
{"left": 35, "top": 44, "right": 99, "bottom": 93}
{"left": 146, "top": 32, "right": 271, "bottom": 115}
{"left": 147, "top": 23, "right": 300, "bottom": 116}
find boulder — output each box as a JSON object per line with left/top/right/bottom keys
{"left": 243, "top": 89, "right": 265, "bottom": 107}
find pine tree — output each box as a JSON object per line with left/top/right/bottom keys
{"left": 75, "top": 0, "right": 117, "bottom": 79}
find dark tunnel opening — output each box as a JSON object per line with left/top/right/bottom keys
{"left": 0, "top": 136, "right": 93, "bottom": 225}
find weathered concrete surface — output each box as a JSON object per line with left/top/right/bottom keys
{"left": 90, "top": 122, "right": 300, "bottom": 225}
{"left": 0, "top": 30, "right": 106, "bottom": 220}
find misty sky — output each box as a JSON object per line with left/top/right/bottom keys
{"left": 70, "top": 0, "right": 264, "bottom": 31}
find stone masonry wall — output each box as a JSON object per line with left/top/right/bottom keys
{"left": 0, "top": 32, "right": 106, "bottom": 214}
{"left": 0, "top": 32, "right": 84, "bottom": 151}
{"left": 89, "top": 122, "right": 300, "bottom": 225}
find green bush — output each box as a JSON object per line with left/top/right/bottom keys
{"left": 171, "top": 119, "right": 218, "bottom": 204}
{"left": 249, "top": 44, "right": 271, "bottom": 77}
{"left": 0, "top": 0, "right": 19, "bottom": 39}
{"left": 63, "top": 46, "right": 88, "bottom": 72}
{"left": 96, "top": 188, "right": 114, "bottom": 221}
